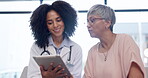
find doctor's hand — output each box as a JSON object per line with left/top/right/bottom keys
{"left": 40, "top": 62, "right": 67, "bottom": 78}
{"left": 64, "top": 75, "right": 73, "bottom": 78}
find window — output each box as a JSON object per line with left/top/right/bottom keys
{"left": 0, "top": 0, "right": 148, "bottom": 77}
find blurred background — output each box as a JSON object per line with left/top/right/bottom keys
{"left": 0, "top": 0, "right": 148, "bottom": 78}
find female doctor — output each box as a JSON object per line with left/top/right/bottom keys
{"left": 27, "top": 1, "right": 82, "bottom": 78}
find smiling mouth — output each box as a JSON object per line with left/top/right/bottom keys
{"left": 54, "top": 29, "right": 60, "bottom": 31}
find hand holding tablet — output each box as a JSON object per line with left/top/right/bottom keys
{"left": 33, "top": 55, "right": 72, "bottom": 78}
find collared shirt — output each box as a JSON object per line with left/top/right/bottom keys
{"left": 48, "top": 36, "right": 70, "bottom": 54}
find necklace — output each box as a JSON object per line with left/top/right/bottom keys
{"left": 97, "top": 44, "right": 109, "bottom": 61}
{"left": 103, "top": 52, "right": 108, "bottom": 61}
{"left": 97, "top": 34, "right": 116, "bottom": 61}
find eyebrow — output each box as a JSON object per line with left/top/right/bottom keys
{"left": 88, "top": 17, "right": 95, "bottom": 20}
{"left": 56, "top": 17, "right": 61, "bottom": 19}
{"left": 46, "top": 17, "right": 62, "bottom": 21}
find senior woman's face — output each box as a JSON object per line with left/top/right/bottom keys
{"left": 46, "top": 10, "right": 65, "bottom": 38}
{"left": 87, "top": 15, "right": 106, "bottom": 38}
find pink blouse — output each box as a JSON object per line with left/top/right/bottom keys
{"left": 83, "top": 34, "right": 146, "bottom": 78}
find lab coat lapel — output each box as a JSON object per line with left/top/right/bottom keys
{"left": 60, "top": 47, "right": 70, "bottom": 58}
{"left": 47, "top": 46, "right": 56, "bottom": 55}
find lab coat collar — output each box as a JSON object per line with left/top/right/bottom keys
{"left": 47, "top": 46, "right": 56, "bottom": 55}
{"left": 47, "top": 45, "right": 70, "bottom": 58}
{"left": 47, "top": 35, "right": 74, "bottom": 57}
{"left": 60, "top": 47, "right": 70, "bottom": 58}
{"left": 48, "top": 35, "right": 74, "bottom": 48}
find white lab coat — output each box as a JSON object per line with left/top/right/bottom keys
{"left": 27, "top": 39, "right": 82, "bottom": 78}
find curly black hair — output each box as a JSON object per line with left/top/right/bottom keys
{"left": 30, "top": 1, "right": 77, "bottom": 48}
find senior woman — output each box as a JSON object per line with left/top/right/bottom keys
{"left": 83, "top": 4, "right": 146, "bottom": 78}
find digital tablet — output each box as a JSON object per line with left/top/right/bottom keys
{"left": 33, "top": 55, "right": 71, "bottom": 76}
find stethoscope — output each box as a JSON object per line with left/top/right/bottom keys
{"left": 40, "top": 46, "right": 72, "bottom": 61}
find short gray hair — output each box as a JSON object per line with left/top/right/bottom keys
{"left": 87, "top": 4, "right": 116, "bottom": 32}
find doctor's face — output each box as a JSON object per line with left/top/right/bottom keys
{"left": 46, "top": 10, "right": 65, "bottom": 38}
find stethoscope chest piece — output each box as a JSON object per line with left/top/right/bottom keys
{"left": 40, "top": 46, "right": 50, "bottom": 55}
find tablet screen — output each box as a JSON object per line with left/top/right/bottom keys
{"left": 33, "top": 55, "right": 71, "bottom": 76}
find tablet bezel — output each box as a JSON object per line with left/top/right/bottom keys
{"left": 33, "top": 55, "right": 71, "bottom": 77}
